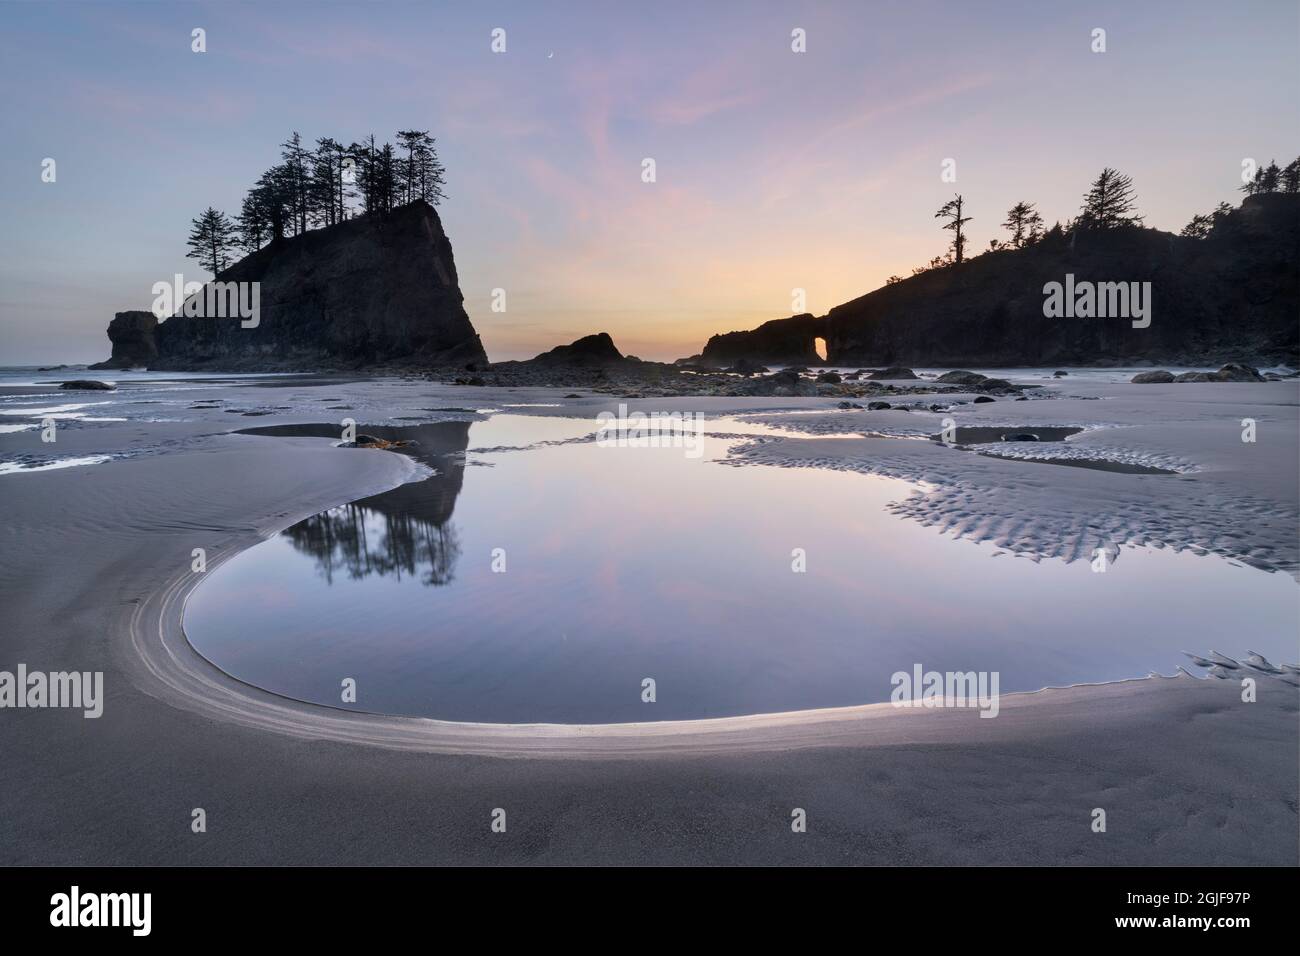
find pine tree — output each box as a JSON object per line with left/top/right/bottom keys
{"left": 280, "top": 132, "right": 312, "bottom": 235}
{"left": 396, "top": 130, "right": 447, "bottom": 206}
{"left": 348, "top": 135, "right": 379, "bottom": 214}
{"left": 1179, "top": 212, "right": 1214, "bottom": 239}
{"left": 1002, "top": 201, "right": 1044, "bottom": 248}
{"left": 377, "top": 142, "right": 398, "bottom": 213}
{"left": 186, "top": 207, "right": 238, "bottom": 276}
{"left": 1282, "top": 157, "right": 1300, "bottom": 194}
{"left": 1078, "top": 168, "right": 1143, "bottom": 229}
{"left": 1258, "top": 160, "right": 1281, "bottom": 193}
{"left": 310, "top": 137, "right": 345, "bottom": 227}
{"left": 1240, "top": 166, "right": 1260, "bottom": 195}
{"left": 237, "top": 192, "right": 271, "bottom": 252}
{"left": 252, "top": 165, "right": 294, "bottom": 241}
{"left": 934, "top": 194, "right": 971, "bottom": 264}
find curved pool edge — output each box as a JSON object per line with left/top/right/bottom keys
{"left": 114, "top": 531, "right": 1212, "bottom": 759}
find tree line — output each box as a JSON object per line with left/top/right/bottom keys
{"left": 898, "top": 157, "right": 1300, "bottom": 280}
{"left": 1180, "top": 155, "right": 1300, "bottom": 239}
{"left": 186, "top": 130, "right": 447, "bottom": 275}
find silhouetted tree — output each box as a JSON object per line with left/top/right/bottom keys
{"left": 1258, "top": 160, "right": 1281, "bottom": 193}
{"left": 348, "top": 135, "right": 380, "bottom": 214}
{"left": 1180, "top": 212, "right": 1213, "bottom": 239}
{"left": 397, "top": 129, "right": 446, "bottom": 205}
{"left": 934, "top": 194, "right": 971, "bottom": 264}
{"left": 1002, "top": 201, "right": 1044, "bottom": 248}
{"left": 251, "top": 165, "right": 294, "bottom": 241}
{"left": 186, "top": 207, "right": 238, "bottom": 276}
{"left": 310, "top": 137, "right": 347, "bottom": 227}
{"left": 1240, "top": 165, "right": 1260, "bottom": 195}
{"left": 237, "top": 190, "right": 272, "bottom": 252}
{"left": 1078, "top": 168, "right": 1142, "bottom": 229}
{"left": 190, "top": 127, "right": 453, "bottom": 264}
{"left": 280, "top": 132, "right": 311, "bottom": 235}
{"left": 1281, "top": 157, "right": 1300, "bottom": 194}
{"left": 912, "top": 253, "right": 951, "bottom": 276}
{"left": 377, "top": 142, "right": 398, "bottom": 212}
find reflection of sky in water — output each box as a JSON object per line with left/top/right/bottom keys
{"left": 185, "top": 415, "right": 1300, "bottom": 723}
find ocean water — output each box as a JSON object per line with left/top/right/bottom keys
{"left": 183, "top": 413, "right": 1299, "bottom": 723}
{"left": 0, "top": 367, "right": 311, "bottom": 388}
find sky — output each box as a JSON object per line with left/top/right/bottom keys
{"left": 1, "top": 0, "right": 1297, "bottom": 365}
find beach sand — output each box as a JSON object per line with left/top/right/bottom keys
{"left": 0, "top": 375, "right": 1295, "bottom": 864}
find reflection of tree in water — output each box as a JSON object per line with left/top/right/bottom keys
{"left": 285, "top": 507, "right": 461, "bottom": 586}
{"left": 273, "top": 421, "right": 471, "bottom": 587}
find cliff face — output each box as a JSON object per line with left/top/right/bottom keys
{"left": 96, "top": 200, "right": 487, "bottom": 371}
{"left": 823, "top": 193, "right": 1299, "bottom": 367}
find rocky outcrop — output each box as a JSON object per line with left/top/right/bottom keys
{"left": 89, "top": 311, "right": 159, "bottom": 369}
{"left": 529, "top": 332, "right": 624, "bottom": 366}
{"left": 95, "top": 200, "right": 486, "bottom": 371}
{"left": 697, "top": 314, "right": 826, "bottom": 367}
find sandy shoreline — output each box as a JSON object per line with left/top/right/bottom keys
{"left": 1, "top": 376, "right": 1296, "bottom": 864}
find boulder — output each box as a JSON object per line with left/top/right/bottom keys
{"left": 936, "top": 370, "right": 988, "bottom": 386}
{"left": 866, "top": 401, "right": 891, "bottom": 410}
{"left": 816, "top": 371, "right": 842, "bottom": 384}
{"left": 1131, "top": 370, "right": 1175, "bottom": 383}
{"left": 867, "top": 367, "right": 918, "bottom": 380}
{"left": 973, "top": 395, "right": 995, "bottom": 403}
{"left": 59, "top": 380, "right": 115, "bottom": 390}
{"left": 767, "top": 368, "right": 817, "bottom": 397}
{"left": 980, "top": 378, "right": 1016, "bottom": 391}
{"left": 726, "top": 358, "right": 770, "bottom": 375}
{"left": 1214, "top": 363, "right": 1264, "bottom": 382}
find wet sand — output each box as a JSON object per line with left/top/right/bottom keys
{"left": 0, "top": 376, "right": 1296, "bottom": 864}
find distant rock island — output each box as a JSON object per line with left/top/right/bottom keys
{"left": 93, "top": 200, "right": 486, "bottom": 371}
{"left": 685, "top": 193, "right": 1299, "bottom": 368}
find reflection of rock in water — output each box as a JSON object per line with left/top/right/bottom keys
{"left": 240, "top": 421, "right": 470, "bottom": 586}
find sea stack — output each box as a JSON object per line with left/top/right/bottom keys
{"left": 91, "top": 200, "right": 487, "bottom": 371}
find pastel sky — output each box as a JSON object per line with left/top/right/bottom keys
{"left": 1, "top": 0, "right": 1297, "bottom": 364}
